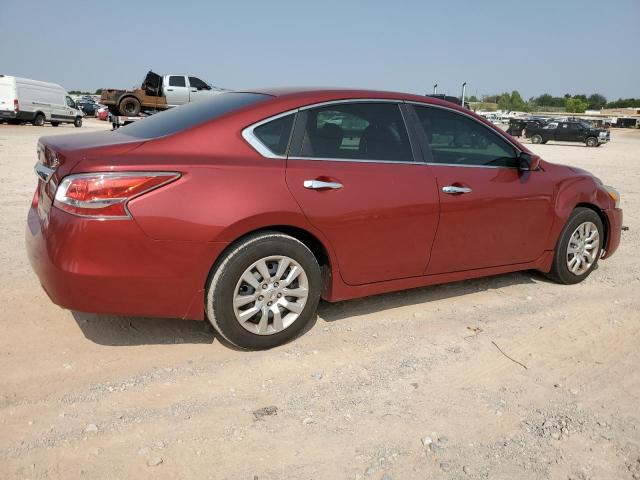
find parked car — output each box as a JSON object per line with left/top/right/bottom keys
{"left": 0, "top": 75, "right": 83, "bottom": 127}
{"left": 26, "top": 89, "right": 623, "bottom": 349}
{"left": 96, "top": 105, "right": 110, "bottom": 121}
{"left": 76, "top": 101, "right": 99, "bottom": 116}
{"left": 100, "top": 70, "right": 224, "bottom": 116}
{"left": 526, "top": 121, "right": 610, "bottom": 147}
{"left": 506, "top": 117, "right": 547, "bottom": 137}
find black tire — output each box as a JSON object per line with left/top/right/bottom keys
{"left": 32, "top": 113, "right": 45, "bottom": 127}
{"left": 545, "top": 207, "right": 604, "bottom": 285}
{"left": 531, "top": 134, "right": 543, "bottom": 144}
{"left": 118, "top": 96, "right": 141, "bottom": 116}
{"left": 206, "top": 232, "right": 322, "bottom": 350}
{"left": 585, "top": 137, "right": 598, "bottom": 147}
{"left": 74, "top": 117, "right": 82, "bottom": 128}
{"left": 51, "top": 121, "right": 60, "bottom": 127}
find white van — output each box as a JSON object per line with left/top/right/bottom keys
{"left": 0, "top": 75, "right": 84, "bottom": 127}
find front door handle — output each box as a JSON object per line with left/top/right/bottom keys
{"left": 442, "top": 185, "right": 472, "bottom": 194}
{"left": 303, "top": 180, "right": 343, "bottom": 190}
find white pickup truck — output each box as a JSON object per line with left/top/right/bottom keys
{"left": 100, "top": 71, "right": 225, "bottom": 116}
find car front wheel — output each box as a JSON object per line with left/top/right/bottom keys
{"left": 585, "top": 137, "right": 598, "bottom": 147}
{"left": 546, "top": 207, "right": 603, "bottom": 285}
{"left": 531, "top": 134, "right": 543, "bottom": 144}
{"left": 206, "top": 232, "right": 321, "bottom": 350}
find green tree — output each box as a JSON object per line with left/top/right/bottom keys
{"left": 587, "top": 93, "right": 607, "bottom": 110}
{"left": 565, "top": 97, "right": 588, "bottom": 113}
{"left": 606, "top": 98, "right": 640, "bottom": 108}
{"left": 94, "top": 88, "right": 102, "bottom": 95}
{"left": 497, "top": 92, "right": 511, "bottom": 111}
{"left": 467, "top": 95, "right": 479, "bottom": 103}
{"left": 510, "top": 90, "right": 528, "bottom": 111}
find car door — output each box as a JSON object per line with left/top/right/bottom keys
{"left": 188, "top": 76, "right": 215, "bottom": 103}
{"left": 555, "top": 122, "right": 573, "bottom": 141}
{"left": 165, "top": 75, "right": 189, "bottom": 106}
{"left": 409, "top": 103, "right": 554, "bottom": 274}
{"left": 284, "top": 101, "right": 439, "bottom": 285}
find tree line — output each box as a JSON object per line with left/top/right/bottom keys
{"left": 466, "top": 92, "right": 640, "bottom": 113}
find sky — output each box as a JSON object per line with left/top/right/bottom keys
{"left": 1, "top": 0, "right": 638, "bottom": 100}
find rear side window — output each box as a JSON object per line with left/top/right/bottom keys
{"left": 297, "top": 102, "right": 412, "bottom": 162}
{"left": 119, "top": 93, "right": 270, "bottom": 139}
{"left": 413, "top": 105, "right": 517, "bottom": 167}
{"left": 253, "top": 114, "right": 295, "bottom": 156}
{"left": 169, "top": 76, "right": 186, "bottom": 87}
{"left": 189, "top": 77, "right": 211, "bottom": 90}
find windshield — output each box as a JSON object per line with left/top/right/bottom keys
{"left": 119, "top": 92, "right": 271, "bottom": 139}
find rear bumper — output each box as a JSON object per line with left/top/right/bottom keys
{"left": 0, "top": 110, "right": 17, "bottom": 119}
{"left": 601, "top": 207, "right": 622, "bottom": 259}
{"left": 26, "top": 195, "right": 228, "bottom": 320}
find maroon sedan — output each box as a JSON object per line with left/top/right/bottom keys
{"left": 26, "top": 89, "right": 623, "bottom": 349}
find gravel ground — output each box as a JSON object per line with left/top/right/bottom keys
{"left": 0, "top": 119, "right": 638, "bottom": 480}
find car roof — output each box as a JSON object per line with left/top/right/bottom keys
{"left": 236, "top": 87, "right": 462, "bottom": 109}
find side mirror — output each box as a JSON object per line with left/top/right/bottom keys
{"left": 518, "top": 151, "right": 541, "bottom": 171}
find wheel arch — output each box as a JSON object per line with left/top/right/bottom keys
{"left": 206, "top": 224, "right": 336, "bottom": 299}
{"left": 575, "top": 202, "right": 609, "bottom": 250}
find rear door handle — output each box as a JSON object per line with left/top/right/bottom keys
{"left": 442, "top": 185, "right": 472, "bottom": 194}
{"left": 303, "top": 180, "right": 343, "bottom": 190}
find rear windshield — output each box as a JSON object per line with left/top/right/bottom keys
{"left": 119, "top": 92, "right": 270, "bottom": 138}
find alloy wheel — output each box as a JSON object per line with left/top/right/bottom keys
{"left": 233, "top": 255, "right": 309, "bottom": 335}
{"left": 566, "top": 221, "right": 599, "bottom": 275}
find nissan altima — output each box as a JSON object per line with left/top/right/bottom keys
{"left": 26, "top": 89, "right": 623, "bottom": 349}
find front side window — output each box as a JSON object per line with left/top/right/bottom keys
{"left": 298, "top": 103, "right": 412, "bottom": 162}
{"left": 169, "top": 76, "right": 186, "bottom": 87}
{"left": 413, "top": 105, "right": 517, "bottom": 167}
{"left": 253, "top": 114, "right": 295, "bottom": 156}
{"left": 66, "top": 96, "right": 75, "bottom": 108}
{"left": 188, "top": 77, "right": 211, "bottom": 90}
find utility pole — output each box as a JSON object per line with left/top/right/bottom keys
{"left": 461, "top": 82, "right": 467, "bottom": 107}
{"left": 433, "top": 83, "right": 438, "bottom": 95}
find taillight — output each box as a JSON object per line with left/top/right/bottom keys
{"left": 14, "top": 99, "right": 19, "bottom": 113}
{"left": 54, "top": 172, "right": 180, "bottom": 219}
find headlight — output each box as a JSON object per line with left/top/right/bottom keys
{"left": 603, "top": 185, "right": 620, "bottom": 208}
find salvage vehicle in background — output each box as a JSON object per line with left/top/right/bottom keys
{"left": 506, "top": 117, "right": 548, "bottom": 137}
{"left": 100, "top": 71, "right": 224, "bottom": 116}
{"left": 27, "top": 89, "right": 623, "bottom": 350}
{"left": 0, "top": 75, "right": 83, "bottom": 127}
{"left": 526, "top": 120, "right": 610, "bottom": 146}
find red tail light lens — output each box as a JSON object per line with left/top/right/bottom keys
{"left": 54, "top": 172, "right": 180, "bottom": 218}
{"left": 14, "top": 99, "right": 19, "bottom": 113}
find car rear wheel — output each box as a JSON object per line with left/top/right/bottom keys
{"left": 32, "top": 113, "right": 45, "bottom": 127}
{"left": 585, "top": 137, "right": 598, "bottom": 147}
{"left": 74, "top": 117, "right": 82, "bottom": 128}
{"left": 119, "top": 96, "right": 141, "bottom": 116}
{"left": 545, "top": 207, "right": 603, "bottom": 285}
{"left": 206, "top": 232, "right": 321, "bottom": 350}
{"left": 531, "top": 134, "right": 543, "bottom": 144}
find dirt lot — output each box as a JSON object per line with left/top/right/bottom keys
{"left": 1, "top": 119, "right": 639, "bottom": 480}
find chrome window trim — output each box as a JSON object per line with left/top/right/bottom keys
{"left": 406, "top": 100, "right": 524, "bottom": 155}
{"left": 424, "top": 162, "right": 518, "bottom": 170}
{"left": 288, "top": 156, "right": 417, "bottom": 165}
{"left": 241, "top": 108, "right": 299, "bottom": 159}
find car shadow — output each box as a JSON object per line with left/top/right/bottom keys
{"left": 72, "top": 312, "right": 216, "bottom": 347}
{"left": 72, "top": 270, "right": 548, "bottom": 347}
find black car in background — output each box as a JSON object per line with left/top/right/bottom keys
{"left": 76, "top": 101, "right": 98, "bottom": 116}
{"left": 506, "top": 117, "right": 548, "bottom": 137}
{"left": 525, "top": 120, "right": 610, "bottom": 147}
